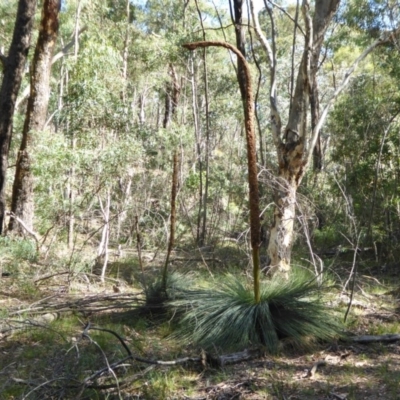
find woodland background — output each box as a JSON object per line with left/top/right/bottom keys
{"left": 1, "top": 0, "right": 400, "bottom": 399}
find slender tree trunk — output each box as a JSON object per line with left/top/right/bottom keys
{"left": 231, "top": 0, "right": 247, "bottom": 103}
{"left": 9, "top": 0, "right": 61, "bottom": 234}
{"left": 0, "top": 0, "right": 37, "bottom": 234}
{"left": 251, "top": 0, "right": 340, "bottom": 276}
{"left": 163, "top": 81, "right": 172, "bottom": 129}
{"left": 67, "top": 135, "right": 76, "bottom": 249}
{"left": 310, "top": 61, "right": 323, "bottom": 172}
{"left": 138, "top": 93, "right": 146, "bottom": 125}
{"left": 162, "top": 151, "right": 179, "bottom": 289}
{"left": 67, "top": 0, "right": 82, "bottom": 248}
{"left": 97, "top": 190, "right": 111, "bottom": 283}
{"left": 194, "top": 0, "right": 211, "bottom": 246}
{"left": 188, "top": 57, "right": 204, "bottom": 244}
{"left": 116, "top": 174, "right": 132, "bottom": 240}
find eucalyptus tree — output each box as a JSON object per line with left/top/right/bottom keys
{"left": 249, "top": 0, "right": 400, "bottom": 276}
{"left": 8, "top": 0, "right": 61, "bottom": 235}
{"left": 0, "top": 0, "right": 37, "bottom": 234}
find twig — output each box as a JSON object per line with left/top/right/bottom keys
{"left": 85, "top": 323, "right": 201, "bottom": 365}
{"left": 88, "top": 324, "right": 132, "bottom": 357}
{"left": 344, "top": 232, "right": 361, "bottom": 323}
{"left": 82, "top": 326, "right": 121, "bottom": 396}
{"left": 21, "top": 377, "right": 72, "bottom": 400}
{"left": 1, "top": 319, "right": 68, "bottom": 342}
{"left": 81, "top": 324, "right": 259, "bottom": 369}
{"left": 361, "top": 275, "right": 387, "bottom": 288}
{"left": 267, "top": 0, "right": 305, "bottom": 36}
{"left": 6, "top": 212, "right": 41, "bottom": 254}
{"left": 34, "top": 271, "right": 70, "bottom": 283}
{"left": 330, "top": 392, "right": 347, "bottom": 400}
{"left": 306, "top": 360, "right": 326, "bottom": 378}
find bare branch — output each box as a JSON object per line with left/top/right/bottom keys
{"left": 267, "top": 0, "right": 305, "bottom": 36}
{"left": 250, "top": 0, "right": 282, "bottom": 148}
{"left": 305, "top": 30, "right": 400, "bottom": 168}
{"left": 83, "top": 323, "right": 260, "bottom": 370}
{"left": 7, "top": 212, "right": 40, "bottom": 254}
{"left": 250, "top": 1, "right": 273, "bottom": 79}
{"left": 183, "top": 39, "right": 261, "bottom": 300}
{"left": 52, "top": 26, "right": 87, "bottom": 64}
{"left": 289, "top": 0, "right": 300, "bottom": 109}
{"left": 210, "top": 0, "right": 237, "bottom": 70}
{"left": 303, "top": 0, "right": 313, "bottom": 86}
{"left": 15, "top": 26, "right": 87, "bottom": 109}
{"left": 352, "top": 334, "right": 400, "bottom": 343}
{"left": 284, "top": 0, "right": 312, "bottom": 143}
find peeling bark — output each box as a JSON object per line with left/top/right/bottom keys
{"left": 267, "top": 178, "right": 298, "bottom": 277}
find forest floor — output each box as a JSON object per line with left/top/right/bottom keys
{"left": 1, "top": 248, "right": 400, "bottom": 399}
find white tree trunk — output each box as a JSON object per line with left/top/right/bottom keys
{"left": 267, "top": 176, "right": 298, "bottom": 278}
{"left": 97, "top": 190, "right": 111, "bottom": 283}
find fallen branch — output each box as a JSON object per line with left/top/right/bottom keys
{"left": 82, "top": 323, "right": 261, "bottom": 370}
{"left": 171, "top": 257, "right": 222, "bottom": 263}
{"left": 4, "top": 292, "right": 144, "bottom": 322}
{"left": 34, "top": 271, "right": 70, "bottom": 284}
{"left": 306, "top": 360, "right": 326, "bottom": 379}
{"left": 351, "top": 334, "right": 400, "bottom": 343}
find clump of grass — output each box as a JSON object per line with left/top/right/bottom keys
{"left": 143, "top": 272, "right": 192, "bottom": 314}
{"left": 171, "top": 270, "right": 344, "bottom": 353}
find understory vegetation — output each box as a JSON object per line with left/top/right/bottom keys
{"left": 1, "top": 237, "right": 400, "bottom": 399}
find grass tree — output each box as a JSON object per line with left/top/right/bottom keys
{"left": 174, "top": 271, "right": 342, "bottom": 352}
{"left": 183, "top": 41, "right": 261, "bottom": 301}
{"left": 180, "top": 41, "right": 343, "bottom": 351}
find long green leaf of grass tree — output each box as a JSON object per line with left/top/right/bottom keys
{"left": 183, "top": 41, "right": 261, "bottom": 303}
{"left": 179, "top": 41, "right": 343, "bottom": 352}
{"left": 173, "top": 271, "right": 342, "bottom": 352}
